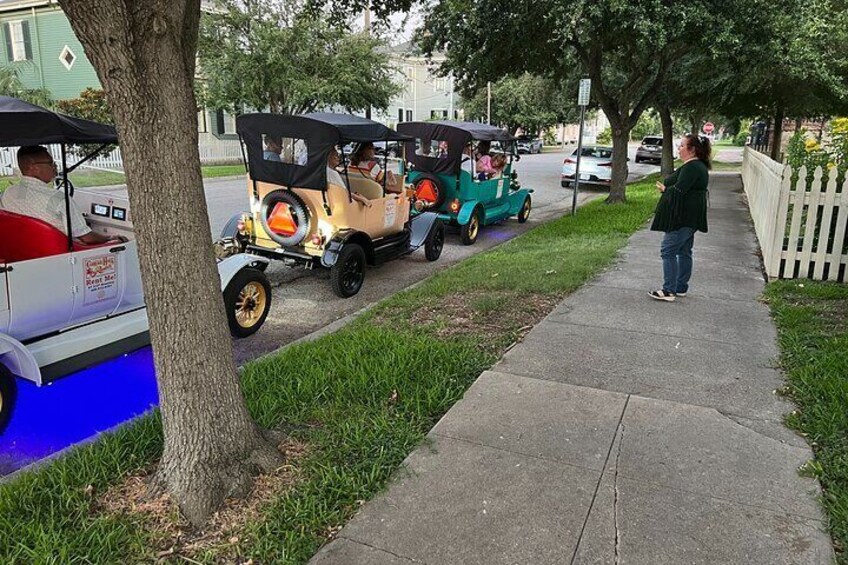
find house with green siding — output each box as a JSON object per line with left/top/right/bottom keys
{"left": 0, "top": 0, "right": 99, "bottom": 100}
{"left": 0, "top": 0, "right": 239, "bottom": 148}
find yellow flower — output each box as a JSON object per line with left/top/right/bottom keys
{"left": 805, "top": 138, "right": 820, "bottom": 152}
{"left": 827, "top": 162, "right": 836, "bottom": 169}
{"left": 832, "top": 117, "right": 848, "bottom": 134}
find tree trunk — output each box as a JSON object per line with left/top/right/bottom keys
{"left": 658, "top": 103, "right": 675, "bottom": 177}
{"left": 607, "top": 125, "right": 629, "bottom": 203}
{"left": 794, "top": 117, "right": 803, "bottom": 132}
{"left": 60, "top": 0, "right": 282, "bottom": 527}
{"left": 770, "top": 106, "right": 784, "bottom": 162}
{"left": 689, "top": 116, "right": 699, "bottom": 135}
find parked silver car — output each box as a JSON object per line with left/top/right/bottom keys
{"left": 560, "top": 145, "right": 613, "bottom": 188}
{"left": 635, "top": 135, "right": 678, "bottom": 164}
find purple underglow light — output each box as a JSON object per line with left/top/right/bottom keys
{"left": 0, "top": 347, "right": 158, "bottom": 476}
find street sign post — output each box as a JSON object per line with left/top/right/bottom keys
{"left": 572, "top": 79, "right": 591, "bottom": 215}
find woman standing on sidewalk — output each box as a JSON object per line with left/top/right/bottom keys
{"left": 649, "top": 134, "right": 711, "bottom": 302}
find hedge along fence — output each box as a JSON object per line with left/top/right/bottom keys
{"left": 743, "top": 147, "right": 848, "bottom": 282}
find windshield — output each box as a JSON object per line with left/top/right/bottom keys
{"left": 572, "top": 146, "right": 613, "bottom": 159}
{"left": 642, "top": 137, "right": 662, "bottom": 146}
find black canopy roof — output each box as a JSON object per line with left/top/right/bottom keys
{"left": 397, "top": 120, "right": 516, "bottom": 175}
{"left": 0, "top": 96, "right": 118, "bottom": 147}
{"left": 237, "top": 112, "right": 409, "bottom": 190}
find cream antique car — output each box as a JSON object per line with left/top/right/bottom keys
{"left": 218, "top": 113, "right": 445, "bottom": 298}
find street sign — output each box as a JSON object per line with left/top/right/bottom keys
{"left": 578, "top": 79, "right": 591, "bottom": 106}
{"left": 703, "top": 122, "right": 715, "bottom": 134}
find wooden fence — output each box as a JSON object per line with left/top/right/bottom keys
{"left": 742, "top": 147, "right": 848, "bottom": 282}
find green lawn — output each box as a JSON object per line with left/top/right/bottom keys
{"left": 763, "top": 281, "right": 848, "bottom": 562}
{"left": 0, "top": 178, "right": 661, "bottom": 564}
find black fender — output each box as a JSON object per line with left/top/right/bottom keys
{"left": 409, "top": 211, "right": 441, "bottom": 250}
{"left": 321, "top": 229, "right": 374, "bottom": 268}
{"left": 220, "top": 213, "right": 246, "bottom": 239}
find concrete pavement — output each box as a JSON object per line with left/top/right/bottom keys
{"left": 310, "top": 173, "right": 834, "bottom": 564}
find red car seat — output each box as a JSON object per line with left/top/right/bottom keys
{"left": 0, "top": 209, "right": 107, "bottom": 262}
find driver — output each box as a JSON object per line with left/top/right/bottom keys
{"left": 0, "top": 146, "right": 126, "bottom": 245}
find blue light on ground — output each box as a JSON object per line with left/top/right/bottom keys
{"left": 0, "top": 347, "right": 158, "bottom": 476}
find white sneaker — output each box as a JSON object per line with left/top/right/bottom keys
{"left": 649, "top": 290, "right": 676, "bottom": 302}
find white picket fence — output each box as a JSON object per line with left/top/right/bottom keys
{"left": 0, "top": 140, "right": 243, "bottom": 175}
{"left": 742, "top": 147, "right": 848, "bottom": 281}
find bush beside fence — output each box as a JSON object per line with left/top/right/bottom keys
{"left": 743, "top": 146, "right": 848, "bottom": 282}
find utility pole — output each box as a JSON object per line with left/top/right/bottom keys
{"left": 364, "top": 2, "right": 372, "bottom": 120}
{"left": 487, "top": 81, "right": 491, "bottom": 125}
{"left": 449, "top": 74, "right": 454, "bottom": 120}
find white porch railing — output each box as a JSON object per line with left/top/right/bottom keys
{"left": 742, "top": 146, "right": 848, "bottom": 281}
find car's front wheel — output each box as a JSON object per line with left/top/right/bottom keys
{"left": 0, "top": 364, "right": 17, "bottom": 435}
{"left": 424, "top": 220, "right": 445, "bottom": 261}
{"left": 224, "top": 268, "right": 272, "bottom": 338}
{"left": 330, "top": 243, "right": 366, "bottom": 298}
{"left": 517, "top": 195, "right": 531, "bottom": 223}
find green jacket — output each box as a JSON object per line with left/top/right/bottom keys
{"left": 650, "top": 159, "right": 709, "bottom": 233}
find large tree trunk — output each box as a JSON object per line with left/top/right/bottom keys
{"left": 608, "top": 124, "right": 630, "bottom": 203}
{"left": 60, "top": 0, "right": 282, "bottom": 526}
{"left": 658, "top": 103, "right": 675, "bottom": 177}
{"left": 770, "top": 106, "right": 785, "bottom": 162}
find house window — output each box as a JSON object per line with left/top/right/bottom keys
{"left": 59, "top": 45, "right": 76, "bottom": 70}
{"left": 398, "top": 108, "right": 404, "bottom": 123}
{"left": 223, "top": 112, "right": 236, "bottom": 135}
{"left": 433, "top": 77, "right": 447, "bottom": 92}
{"left": 405, "top": 109, "right": 413, "bottom": 122}
{"left": 430, "top": 109, "right": 447, "bottom": 120}
{"left": 4, "top": 20, "right": 31, "bottom": 62}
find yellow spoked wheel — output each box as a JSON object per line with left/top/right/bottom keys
{"left": 224, "top": 268, "right": 272, "bottom": 338}
{"left": 461, "top": 207, "right": 482, "bottom": 245}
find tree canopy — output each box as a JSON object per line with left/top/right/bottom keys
{"left": 462, "top": 74, "right": 578, "bottom": 135}
{"left": 198, "top": 0, "right": 401, "bottom": 115}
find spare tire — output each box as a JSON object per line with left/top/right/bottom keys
{"left": 412, "top": 173, "right": 447, "bottom": 211}
{"left": 259, "top": 189, "right": 312, "bottom": 247}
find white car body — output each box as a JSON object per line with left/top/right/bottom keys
{"left": 560, "top": 145, "right": 614, "bottom": 188}
{"left": 0, "top": 189, "right": 268, "bottom": 386}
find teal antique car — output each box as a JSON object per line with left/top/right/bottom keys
{"left": 398, "top": 121, "right": 533, "bottom": 245}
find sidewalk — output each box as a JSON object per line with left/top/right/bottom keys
{"left": 310, "top": 174, "right": 834, "bottom": 564}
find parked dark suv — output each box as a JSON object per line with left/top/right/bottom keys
{"left": 635, "top": 136, "right": 664, "bottom": 164}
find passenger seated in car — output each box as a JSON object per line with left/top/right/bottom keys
{"left": 0, "top": 146, "right": 126, "bottom": 245}
{"left": 349, "top": 142, "right": 402, "bottom": 194}
{"left": 475, "top": 141, "right": 497, "bottom": 178}
{"left": 328, "top": 147, "right": 371, "bottom": 207}
{"left": 263, "top": 135, "right": 283, "bottom": 162}
{"left": 489, "top": 153, "right": 507, "bottom": 178}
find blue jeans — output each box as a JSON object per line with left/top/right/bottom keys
{"left": 661, "top": 227, "right": 696, "bottom": 294}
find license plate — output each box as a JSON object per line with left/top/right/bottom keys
{"left": 579, "top": 174, "right": 590, "bottom": 181}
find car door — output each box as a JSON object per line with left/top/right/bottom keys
{"left": 5, "top": 254, "right": 75, "bottom": 342}
{"left": 69, "top": 244, "right": 126, "bottom": 325}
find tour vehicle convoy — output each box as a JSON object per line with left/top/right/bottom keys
{"left": 217, "top": 112, "right": 444, "bottom": 299}
{"left": 398, "top": 121, "right": 533, "bottom": 245}
{"left": 0, "top": 96, "right": 272, "bottom": 434}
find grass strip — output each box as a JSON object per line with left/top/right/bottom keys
{"left": 763, "top": 280, "right": 848, "bottom": 562}
{"left": 0, "top": 178, "right": 660, "bottom": 564}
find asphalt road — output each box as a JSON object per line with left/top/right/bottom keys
{"left": 94, "top": 148, "right": 661, "bottom": 365}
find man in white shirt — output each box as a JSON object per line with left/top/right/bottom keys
{"left": 0, "top": 146, "right": 123, "bottom": 245}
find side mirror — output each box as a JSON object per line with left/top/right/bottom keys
{"left": 511, "top": 171, "right": 518, "bottom": 180}
{"left": 627, "top": 157, "right": 631, "bottom": 162}
{"left": 514, "top": 154, "right": 521, "bottom": 162}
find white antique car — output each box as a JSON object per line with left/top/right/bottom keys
{"left": 0, "top": 96, "right": 272, "bottom": 433}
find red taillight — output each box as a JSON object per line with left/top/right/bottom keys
{"left": 563, "top": 158, "right": 576, "bottom": 164}
{"left": 598, "top": 162, "right": 612, "bottom": 167}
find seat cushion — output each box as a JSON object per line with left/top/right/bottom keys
{"left": 0, "top": 209, "right": 108, "bottom": 262}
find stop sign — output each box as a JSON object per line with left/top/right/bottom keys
{"left": 703, "top": 122, "right": 715, "bottom": 134}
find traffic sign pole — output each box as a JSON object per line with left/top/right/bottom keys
{"left": 572, "top": 79, "right": 591, "bottom": 216}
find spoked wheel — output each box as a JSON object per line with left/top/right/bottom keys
{"left": 424, "top": 220, "right": 445, "bottom": 261}
{"left": 460, "top": 207, "right": 482, "bottom": 245}
{"left": 517, "top": 195, "right": 531, "bottom": 223}
{"left": 0, "top": 364, "right": 17, "bottom": 435}
{"left": 331, "top": 243, "right": 366, "bottom": 298}
{"left": 224, "top": 268, "right": 272, "bottom": 338}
